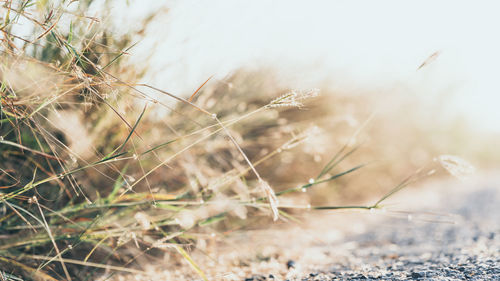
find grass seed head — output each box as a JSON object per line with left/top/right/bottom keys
{"left": 258, "top": 179, "right": 279, "bottom": 221}
{"left": 436, "top": 155, "right": 475, "bottom": 180}
{"left": 268, "top": 88, "right": 320, "bottom": 108}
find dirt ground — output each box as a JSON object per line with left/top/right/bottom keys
{"left": 111, "top": 172, "right": 499, "bottom": 281}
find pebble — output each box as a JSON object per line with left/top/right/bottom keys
{"left": 410, "top": 272, "right": 423, "bottom": 279}
{"left": 286, "top": 260, "right": 296, "bottom": 269}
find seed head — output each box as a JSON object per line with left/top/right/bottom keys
{"left": 267, "top": 88, "right": 320, "bottom": 108}
{"left": 436, "top": 155, "right": 475, "bottom": 180}
{"left": 258, "top": 179, "right": 279, "bottom": 221}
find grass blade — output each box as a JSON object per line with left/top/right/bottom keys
{"left": 174, "top": 245, "right": 208, "bottom": 281}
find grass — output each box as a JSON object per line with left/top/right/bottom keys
{"left": 0, "top": 1, "right": 481, "bottom": 280}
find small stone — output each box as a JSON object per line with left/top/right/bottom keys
{"left": 245, "top": 275, "right": 266, "bottom": 281}
{"left": 286, "top": 260, "right": 296, "bottom": 269}
{"left": 411, "top": 272, "right": 423, "bottom": 279}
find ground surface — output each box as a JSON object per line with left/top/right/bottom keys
{"left": 114, "top": 173, "right": 499, "bottom": 281}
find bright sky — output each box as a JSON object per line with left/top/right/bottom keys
{"left": 100, "top": 0, "right": 500, "bottom": 132}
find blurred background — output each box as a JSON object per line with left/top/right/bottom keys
{"left": 102, "top": 0, "right": 500, "bottom": 197}
{"left": 104, "top": 0, "right": 500, "bottom": 133}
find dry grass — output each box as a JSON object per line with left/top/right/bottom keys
{"left": 0, "top": 1, "right": 489, "bottom": 280}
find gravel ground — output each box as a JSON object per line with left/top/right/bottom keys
{"left": 243, "top": 176, "right": 500, "bottom": 281}
{"left": 116, "top": 174, "right": 499, "bottom": 281}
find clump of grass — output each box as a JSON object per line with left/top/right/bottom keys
{"left": 0, "top": 1, "right": 471, "bottom": 280}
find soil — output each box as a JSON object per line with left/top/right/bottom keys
{"left": 113, "top": 173, "right": 499, "bottom": 281}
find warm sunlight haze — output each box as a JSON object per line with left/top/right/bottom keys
{"left": 1, "top": 1, "right": 498, "bottom": 280}
{"left": 109, "top": 0, "right": 500, "bottom": 133}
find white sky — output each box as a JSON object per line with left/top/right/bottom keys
{"left": 100, "top": 0, "right": 500, "bottom": 132}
